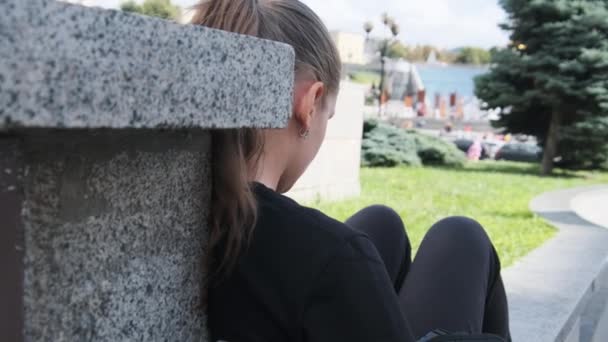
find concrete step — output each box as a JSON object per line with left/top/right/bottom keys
{"left": 581, "top": 265, "right": 608, "bottom": 342}
{"left": 504, "top": 186, "right": 608, "bottom": 342}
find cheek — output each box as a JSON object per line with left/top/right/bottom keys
{"left": 315, "top": 108, "right": 332, "bottom": 139}
{"left": 299, "top": 119, "right": 327, "bottom": 167}
{"left": 312, "top": 118, "right": 329, "bottom": 149}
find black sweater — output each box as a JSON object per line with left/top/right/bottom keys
{"left": 208, "top": 182, "right": 414, "bottom": 342}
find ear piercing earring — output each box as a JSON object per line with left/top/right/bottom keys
{"left": 299, "top": 128, "right": 310, "bottom": 139}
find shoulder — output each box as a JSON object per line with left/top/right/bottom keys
{"left": 253, "top": 183, "right": 361, "bottom": 244}
{"left": 249, "top": 183, "right": 382, "bottom": 288}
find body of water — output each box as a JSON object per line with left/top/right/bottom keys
{"left": 415, "top": 64, "right": 488, "bottom": 100}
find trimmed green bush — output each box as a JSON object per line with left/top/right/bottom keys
{"left": 414, "top": 133, "right": 468, "bottom": 167}
{"left": 361, "top": 120, "right": 466, "bottom": 168}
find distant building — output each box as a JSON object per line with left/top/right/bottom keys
{"left": 331, "top": 31, "right": 366, "bottom": 65}
{"left": 385, "top": 60, "right": 424, "bottom": 100}
{"left": 381, "top": 60, "right": 425, "bottom": 118}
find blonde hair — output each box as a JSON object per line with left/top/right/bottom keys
{"left": 191, "top": 0, "right": 341, "bottom": 279}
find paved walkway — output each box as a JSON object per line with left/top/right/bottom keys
{"left": 503, "top": 185, "right": 608, "bottom": 342}
{"left": 571, "top": 186, "right": 608, "bottom": 229}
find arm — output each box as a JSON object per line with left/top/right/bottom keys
{"left": 302, "top": 235, "right": 415, "bottom": 342}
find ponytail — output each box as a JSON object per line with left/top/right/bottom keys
{"left": 192, "top": 0, "right": 264, "bottom": 279}
{"left": 191, "top": 0, "right": 260, "bottom": 36}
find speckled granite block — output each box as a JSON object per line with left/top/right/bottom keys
{"left": 19, "top": 131, "right": 210, "bottom": 341}
{"left": 0, "top": 0, "right": 294, "bottom": 130}
{"left": 1, "top": 1, "right": 295, "bottom": 340}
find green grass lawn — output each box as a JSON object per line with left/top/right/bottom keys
{"left": 349, "top": 71, "right": 381, "bottom": 85}
{"left": 309, "top": 161, "right": 608, "bottom": 267}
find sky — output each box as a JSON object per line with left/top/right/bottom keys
{"left": 84, "top": 0, "right": 510, "bottom": 49}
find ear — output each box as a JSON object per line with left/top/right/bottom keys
{"left": 293, "top": 81, "right": 325, "bottom": 132}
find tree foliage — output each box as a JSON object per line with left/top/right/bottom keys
{"left": 120, "top": 0, "right": 180, "bottom": 20}
{"left": 385, "top": 42, "right": 434, "bottom": 61}
{"left": 455, "top": 47, "right": 492, "bottom": 65}
{"left": 120, "top": 0, "right": 141, "bottom": 13}
{"left": 385, "top": 42, "right": 489, "bottom": 65}
{"left": 475, "top": 0, "right": 608, "bottom": 173}
{"left": 386, "top": 41, "right": 410, "bottom": 59}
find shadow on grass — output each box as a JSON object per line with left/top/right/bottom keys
{"left": 428, "top": 161, "right": 583, "bottom": 179}
{"left": 489, "top": 211, "right": 536, "bottom": 220}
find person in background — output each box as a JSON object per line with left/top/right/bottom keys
{"left": 468, "top": 138, "right": 483, "bottom": 161}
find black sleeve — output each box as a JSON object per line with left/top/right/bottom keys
{"left": 302, "top": 235, "right": 415, "bottom": 342}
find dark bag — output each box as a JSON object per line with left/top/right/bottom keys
{"left": 418, "top": 329, "right": 506, "bottom": 342}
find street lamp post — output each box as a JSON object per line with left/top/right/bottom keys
{"left": 364, "top": 14, "right": 400, "bottom": 116}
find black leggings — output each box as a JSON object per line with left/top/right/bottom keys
{"left": 345, "top": 205, "right": 510, "bottom": 340}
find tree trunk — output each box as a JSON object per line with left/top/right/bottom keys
{"left": 541, "top": 109, "right": 563, "bottom": 176}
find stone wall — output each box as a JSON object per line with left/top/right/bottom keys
{"left": 21, "top": 131, "right": 210, "bottom": 341}
{"left": 0, "top": 0, "right": 294, "bottom": 340}
{"left": 286, "top": 81, "right": 365, "bottom": 203}
{"left": 0, "top": 0, "right": 293, "bottom": 129}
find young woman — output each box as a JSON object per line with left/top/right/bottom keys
{"left": 192, "top": 1, "right": 511, "bottom": 341}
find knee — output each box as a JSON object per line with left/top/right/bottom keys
{"left": 367, "top": 204, "right": 404, "bottom": 228}
{"left": 359, "top": 205, "right": 406, "bottom": 239}
{"left": 365, "top": 205, "right": 402, "bottom": 222}
{"left": 427, "top": 216, "right": 491, "bottom": 257}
